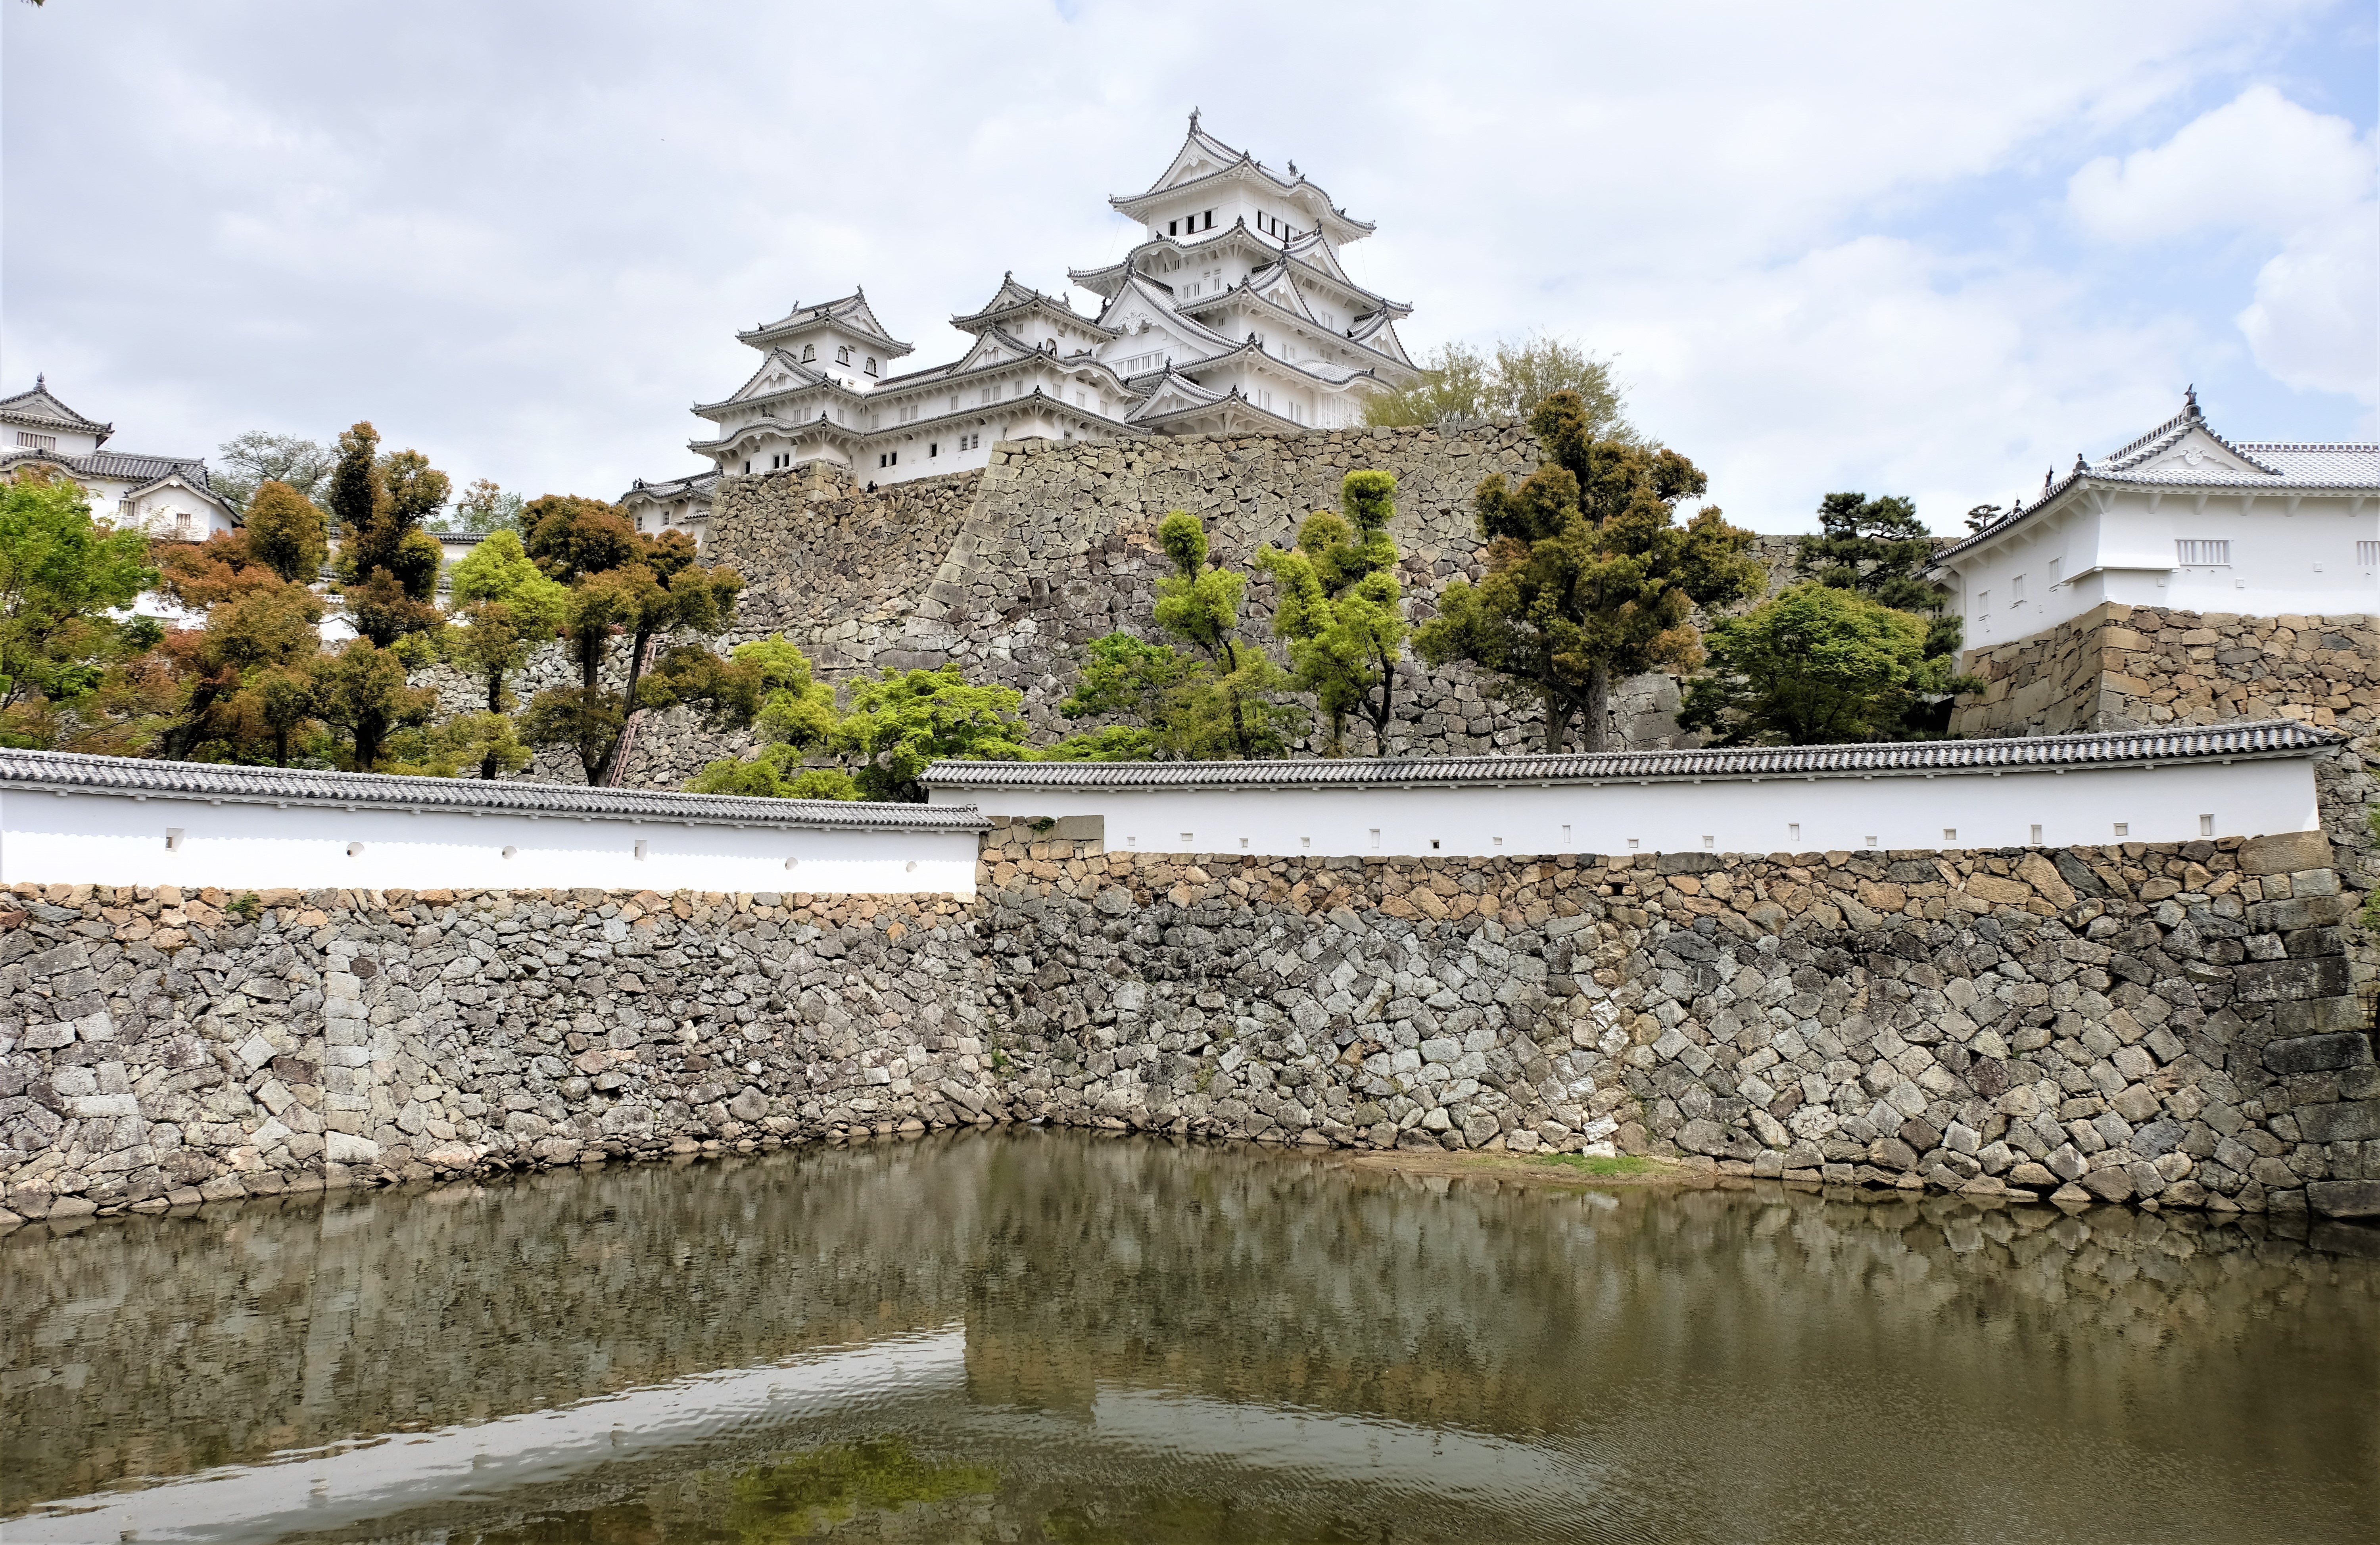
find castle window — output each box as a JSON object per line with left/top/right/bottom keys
{"left": 929, "top": 443, "right": 938, "bottom": 457}
{"left": 15, "top": 432, "right": 55, "bottom": 451}
{"left": 1977, "top": 590, "right": 1989, "bottom": 612}
{"left": 889, "top": 451, "right": 898, "bottom": 466}
{"left": 2047, "top": 558, "right": 2061, "bottom": 583}
{"left": 865, "top": 357, "right": 878, "bottom": 376}
{"left": 801, "top": 344, "right": 815, "bottom": 361}
{"left": 2010, "top": 575, "right": 2025, "bottom": 605}
{"left": 837, "top": 345, "right": 852, "bottom": 365}
{"left": 1168, "top": 219, "right": 1178, "bottom": 236}
{"left": 1204, "top": 210, "right": 1214, "bottom": 229}
{"left": 2177, "top": 539, "right": 2231, "bottom": 566}
{"left": 743, "top": 459, "right": 752, "bottom": 473}
{"left": 2359, "top": 541, "right": 2379, "bottom": 567}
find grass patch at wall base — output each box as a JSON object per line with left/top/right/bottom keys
{"left": 1532, "top": 1153, "right": 1656, "bottom": 1177}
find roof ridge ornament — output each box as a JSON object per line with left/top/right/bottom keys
{"left": 1189, "top": 107, "right": 1200, "bottom": 133}
{"left": 2185, "top": 383, "right": 2200, "bottom": 419}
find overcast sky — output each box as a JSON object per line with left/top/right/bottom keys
{"left": 4, "top": 0, "right": 2373, "bottom": 534}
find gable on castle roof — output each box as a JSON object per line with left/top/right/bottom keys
{"left": 951, "top": 274, "right": 1119, "bottom": 341}
{"left": 1094, "top": 273, "right": 1238, "bottom": 353}
{"left": 1110, "top": 115, "right": 1376, "bottom": 242}
{"left": 739, "top": 290, "right": 912, "bottom": 355}
{"left": 0, "top": 379, "right": 111, "bottom": 442}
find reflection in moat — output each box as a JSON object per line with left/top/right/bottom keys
{"left": 6, "top": 1130, "right": 2376, "bottom": 1544}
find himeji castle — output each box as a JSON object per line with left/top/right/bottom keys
{"left": 621, "top": 115, "right": 1418, "bottom": 537}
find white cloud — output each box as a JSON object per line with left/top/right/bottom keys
{"left": 2067, "top": 84, "right": 2376, "bottom": 411}
{"left": 1603, "top": 237, "right": 2199, "bottom": 533}
{"left": 2238, "top": 205, "right": 2380, "bottom": 403}
{"left": 2067, "top": 85, "right": 2372, "bottom": 242}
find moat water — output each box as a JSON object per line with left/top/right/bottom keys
{"left": 6, "top": 1130, "right": 2376, "bottom": 1544}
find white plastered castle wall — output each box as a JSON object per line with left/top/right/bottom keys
{"left": 1944, "top": 484, "right": 2377, "bottom": 647}
{"left": 0, "top": 790, "right": 981, "bottom": 896}
{"left": 928, "top": 758, "right": 2319, "bottom": 859}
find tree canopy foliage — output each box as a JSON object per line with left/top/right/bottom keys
{"left": 1362, "top": 336, "right": 1633, "bottom": 438}
{"left": 1676, "top": 582, "right": 1968, "bottom": 746}
{"left": 0, "top": 470, "right": 163, "bottom": 750}
{"left": 211, "top": 431, "right": 333, "bottom": 515}
{"left": 1255, "top": 470, "right": 1409, "bottom": 756}
{"left": 1148, "top": 511, "right": 1302, "bottom": 758}
{"left": 242, "top": 480, "right": 329, "bottom": 585}
{"left": 1794, "top": 491, "right": 1959, "bottom": 657}
{"left": 512, "top": 499, "right": 749, "bottom": 784}
{"left": 1414, "top": 392, "right": 1763, "bottom": 752}
{"left": 329, "top": 422, "right": 448, "bottom": 647}
{"left": 831, "top": 664, "right": 1031, "bottom": 802}
{"left": 448, "top": 478, "right": 525, "bottom": 534}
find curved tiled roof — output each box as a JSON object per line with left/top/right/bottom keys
{"left": 1929, "top": 394, "right": 2379, "bottom": 568}
{"left": 0, "top": 380, "right": 110, "bottom": 439}
{"left": 922, "top": 720, "right": 2340, "bottom": 790}
{"left": 1, "top": 749, "right": 989, "bottom": 831}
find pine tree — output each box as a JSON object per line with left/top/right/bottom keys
{"left": 1414, "top": 392, "right": 1764, "bottom": 752}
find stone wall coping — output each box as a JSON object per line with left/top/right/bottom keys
{"left": 926, "top": 720, "right": 2342, "bottom": 790}
{"left": 0, "top": 747, "right": 990, "bottom": 834}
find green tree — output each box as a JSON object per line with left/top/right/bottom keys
{"left": 1413, "top": 391, "right": 1764, "bottom": 752}
{"left": 1677, "top": 582, "right": 1974, "bottom": 746}
{"left": 682, "top": 638, "right": 853, "bottom": 797}
{"left": 212, "top": 431, "right": 332, "bottom": 514}
{"left": 309, "top": 637, "right": 436, "bottom": 771}
{"left": 1363, "top": 336, "right": 1633, "bottom": 438}
{"left": 330, "top": 423, "right": 447, "bottom": 645}
{"left": 448, "top": 478, "right": 525, "bottom": 534}
{"left": 687, "top": 748, "right": 861, "bottom": 801}
{"left": 1795, "top": 492, "right": 1959, "bottom": 652}
{"left": 1150, "top": 511, "right": 1302, "bottom": 759}
{"left": 0, "top": 470, "right": 159, "bottom": 747}
{"left": 386, "top": 712, "right": 532, "bottom": 780}
{"left": 160, "top": 581, "right": 328, "bottom": 765}
{"left": 324, "top": 420, "right": 385, "bottom": 538}
{"left": 1050, "top": 631, "right": 1196, "bottom": 760}
{"left": 443, "top": 530, "right": 570, "bottom": 775}
{"left": 523, "top": 493, "right": 644, "bottom": 582}
{"left": 241, "top": 479, "right": 329, "bottom": 585}
{"left": 831, "top": 664, "right": 1030, "bottom": 801}
{"left": 1255, "top": 469, "right": 1408, "bottom": 756}
{"left": 516, "top": 506, "right": 747, "bottom": 784}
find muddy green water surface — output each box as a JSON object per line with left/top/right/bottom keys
{"left": 5, "top": 1130, "right": 2376, "bottom": 1544}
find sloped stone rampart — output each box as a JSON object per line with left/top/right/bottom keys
{"left": 2, "top": 823, "right": 2368, "bottom": 1227}
{"left": 694, "top": 426, "right": 1799, "bottom": 764}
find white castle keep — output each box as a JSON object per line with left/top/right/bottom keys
{"left": 621, "top": 115, "right": 1418, "bottom": 538}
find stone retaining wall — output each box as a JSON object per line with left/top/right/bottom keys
{"left": 1954, "top": 603, "right": 2377, "bottom": 983}
{"left": 4, "top": 820, "right": 2369, "bottom": 1226}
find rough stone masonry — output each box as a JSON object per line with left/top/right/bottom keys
{"left": 2, "top": 820, "right": 2371, "bottom": 1227}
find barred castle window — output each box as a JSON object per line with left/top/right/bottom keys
{"left": 2357, "top": 541, "right": 2378, "bottom": 567}
{"left": 2177, "top": 540, "right": 2231, "bottom": 566}
{"left": 15, "top": 431, "right": 54, "bottom": 450}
